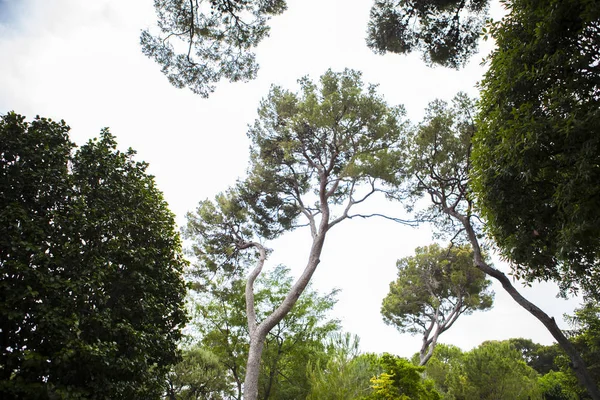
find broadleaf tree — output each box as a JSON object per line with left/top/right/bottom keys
{"left": 472, "top": 0, "right": 600, "bottom": 299}
{"left": 184, "top": 69, "right": 407, "bottom": 400}
{"left": 141, "top": 0, "right": 287, "bottom": 97}
{"left": 382, "top": 243, "right": 493, "bottom": 365}
{"left": 0, "top": 113, "right": 188, "bottom": 399}
{"left": 392, "top": 94, "right": 600, "bottom": 398}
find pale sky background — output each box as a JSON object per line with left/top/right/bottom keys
{"left": 0, "top": 0, "right": 583, "bottom": 358}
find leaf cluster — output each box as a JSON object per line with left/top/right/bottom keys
{"left": 366, "top": 0, "right": 490, "bottom": 68}
{"left": 141, "top": 0, "right": 287, "bottom": 96}
{"left": 369, "top": 353, "right": 440, "bottom": 400}
{"left": 422, "top": 341, "right": 543, "bottom": 400}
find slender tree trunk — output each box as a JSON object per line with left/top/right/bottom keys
{"left": 244, "top": 330, "right": 267, "bottom": 400}
{"left": 242, "top": 231, "right": 328, "bottom": 400}
{"left": 419, "top": 327, "right": 440, "bottom": 366}
{"left": 457, "top": 213, "right": 600, "bottom": 400}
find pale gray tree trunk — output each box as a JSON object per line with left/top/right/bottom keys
{"left": 418, "top": 298, "right": 464, "bottom": 366}
{"left": 242, "top": 231, "right": 328, "bottom": 400}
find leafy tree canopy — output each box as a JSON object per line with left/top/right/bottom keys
{"left": 446, "top": 341, "right": 541, "bottom": 400}
{"left": 472, "top": 0, "right": 600, "bottom": 298}
{"left": 184, "top": 68, "right": 407, "bottom": 400}
{"left": 0, "top": 113, "right": 188, "bottom": 399}
{"left": 366, "top": 0, "right": 490, "bottom": 68}
{"left": 369, "top": 353, "right": 441, "bottom": 400}
{"left": 164, "top": 346, "right": 232, "bottom": 400}
{"left": 382, "top": 243, "right": 493, "bottom": 365}
{"left": 141, "top": 0, "right": 287, "bottom": 97}
{"left": 538, "top": 371, "right": 579, "bottom": 400}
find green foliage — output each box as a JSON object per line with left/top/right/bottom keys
{"left": 0, "top": 112, "right": 188, "bottom": 399}
{"left": 369, "top": 354, "right": 440, "bottom": 400}
{"left": 193, "top": 265, "right": 340, "bottom": 400}
{"left": 400, "top": 92, "right": 478, "bottom": 237}
{"left": 307, "top": 338, "right": 440, "bottom": 400}
{"left": 255, "top": 266, "right": 340, "bottom": 399}
{"left": 382, "top": 243, "right": 493, "bottom": 334}
{"left": 366, "top": 0, "right": 489, "bottom": 68}
{"left": 185, "top": 189, "right": 258, "bottom": 286}
{"left": 507, "top": 338, "right": 563, "bottom": 375}
{"left": 446, "top": 341, "right": 541, "bottom": 400}
{"left": 538, "top": 371, "right": 579, "bottom": 400}
{"left": 382, "top": 243, "right": 493, "bottom": 365}
{"left": 194, "top": 277, "right": 248, "bottom": 399}
{"left": 141, "top": 0, "right": 287, "bottom": 97}
{"left": 417, "top": 343, "right": 464, "bottom": 396}
{"left": 165, "top": 346, "right": 232, "bottom": 399}
{"left": 556, "top": 302, "right": 600, "bottom": 397}
{"left": 423, "top": 341, "right": 580, "bottom": 400}
{"left": 306, "top": 334, "right": 377, "bottom": 400}
{"left": 472, "top": 0, "right": 600, "bottom": 297}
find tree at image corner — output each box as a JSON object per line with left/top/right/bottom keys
{"left": 473, "top": 0, "right": 600, "bottom": 299}
{"left": 184, "top": 68, "right": 408, "bottom": 400}
{"left": 0, "top": 112, "right": 188, "bottom": 399}
{"left": 366, "top": 0, "right": 490, "bottom": 68}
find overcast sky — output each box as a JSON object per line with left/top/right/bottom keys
{"left": 0, "top": 0, "right": 582, "bottom": 358}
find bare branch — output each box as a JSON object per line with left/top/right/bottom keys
{"left": 347, "top": 213, "right": 419, "bottom": 227}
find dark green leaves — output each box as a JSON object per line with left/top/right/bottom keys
{"left": 473, "top": 0, "right": 600, "bottom": 298}
{"left": 0, "top": 113, "right": 187, "bottom": 399}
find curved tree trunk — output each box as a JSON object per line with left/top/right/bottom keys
{"left": 242, "top": 230, "right": 328, "bottom": 400}
{"left": 456, "top": 212, "right": 600, "bottom": 400}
